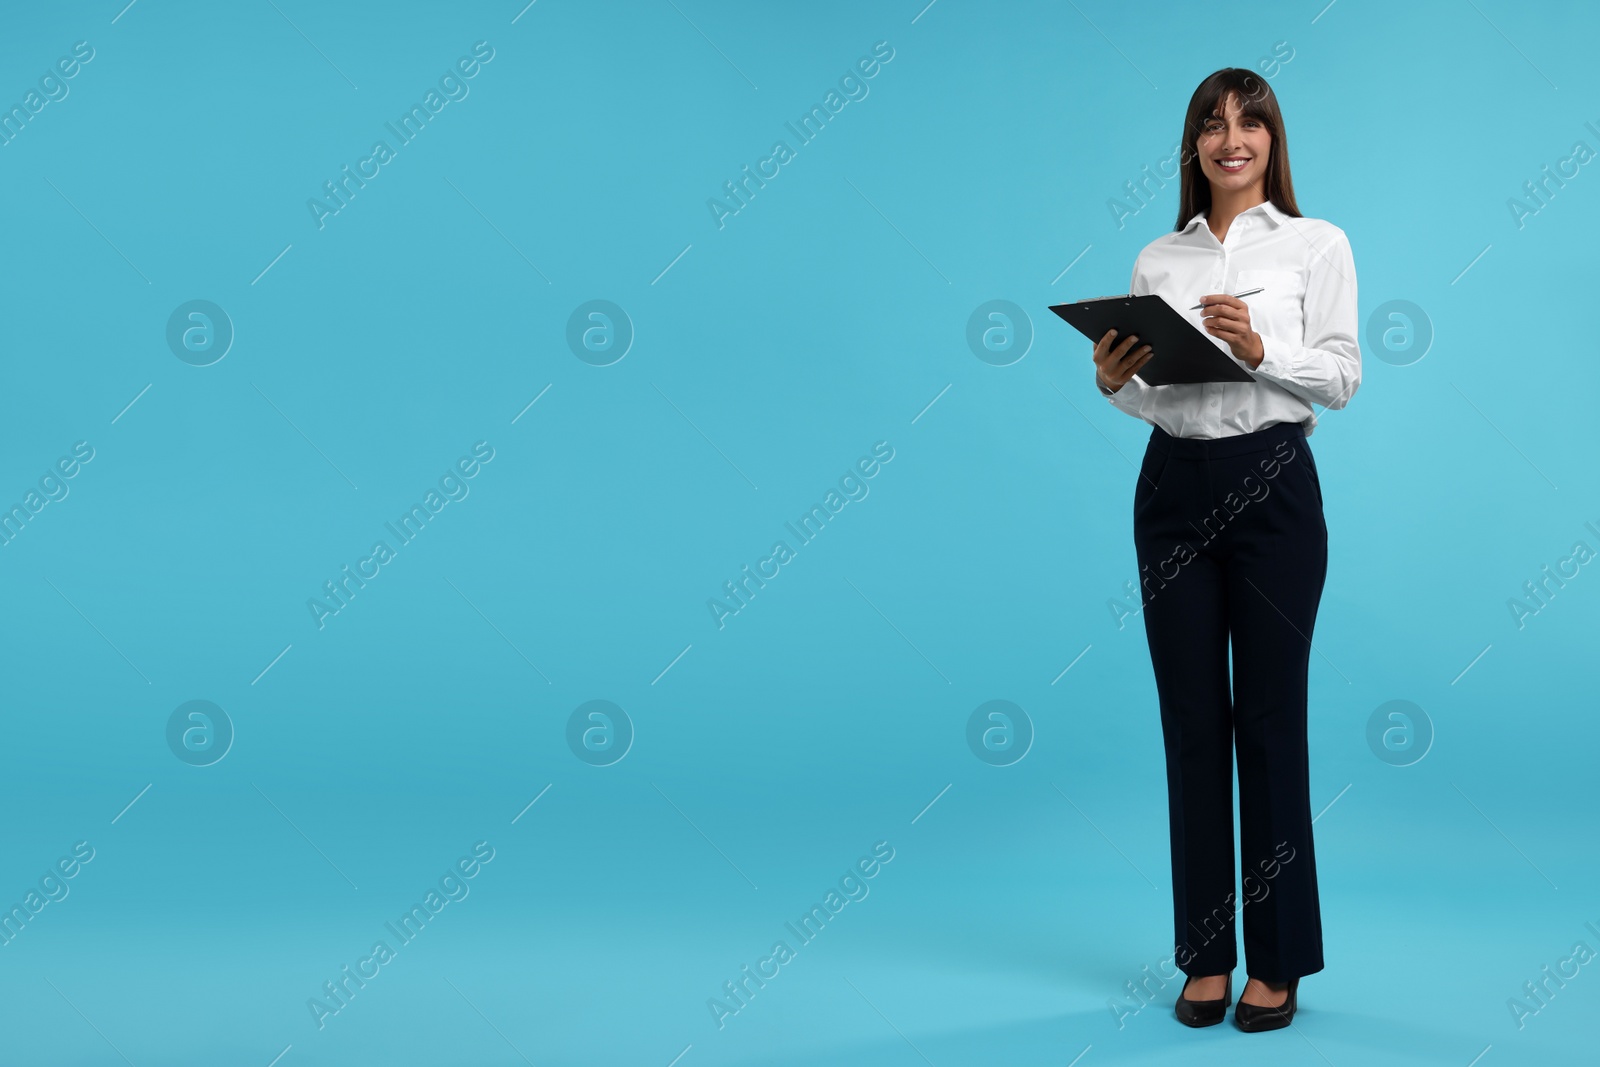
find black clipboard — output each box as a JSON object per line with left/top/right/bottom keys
{"left": 1049, "top": 294, "right": 1256, "bottom": 386}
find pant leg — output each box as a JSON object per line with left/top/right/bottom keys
{"left": 1222, "top": 434, "right": 1327, "bottom": 982}
{"left": 1133, "top": 439, "right": 1238, "bottom": 976}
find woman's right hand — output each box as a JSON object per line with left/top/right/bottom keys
{"left": 1093, "top": 329, "right": 1153, "bottom": 393}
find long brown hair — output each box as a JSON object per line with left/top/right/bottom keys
{"left": 1175, "top": 68, "right": 1301, "bottom": 232}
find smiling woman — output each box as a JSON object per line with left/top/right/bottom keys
{"left": 1088, "top": 66, "right": 1362, "bottom": 1034}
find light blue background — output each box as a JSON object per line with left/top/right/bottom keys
{"left": 0, "top": 1, "right": 1595, "bottom": 1064}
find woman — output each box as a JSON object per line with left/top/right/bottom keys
{"left": 1091, "top": 68, "right": 1360, "bottom": 1032}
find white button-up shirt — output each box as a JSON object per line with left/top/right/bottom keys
{"left": 1103, "top": 199, "right": 1361, "bottom": 438}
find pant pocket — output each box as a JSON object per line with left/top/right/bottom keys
{"left": 1301, "top": 450, "right": 1323, "bottom": 510}
{"left": 1134, "top": 449, "right": 1172, "bottom": 512}
{"left": 1144, "top": 449, "right": 1173, "bottom": 488}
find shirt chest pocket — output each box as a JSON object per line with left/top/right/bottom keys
{"left": 1234, "top": 267, "right": 1305, "bottom": 344}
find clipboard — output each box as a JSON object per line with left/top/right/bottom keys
{"left": 1048, "top": 294, "right": 1256, "bottom": 386}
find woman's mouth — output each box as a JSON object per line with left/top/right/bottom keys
{"left": 1216, "top": 157, "right": 1251, "bottom": 171}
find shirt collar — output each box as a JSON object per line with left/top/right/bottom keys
{"left": 1182, "top": 199, "right": 1288, "bottom": 234}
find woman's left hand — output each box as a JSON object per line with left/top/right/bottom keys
{"left": 1199, "top": 295, "right": 1265, "bottom": 369}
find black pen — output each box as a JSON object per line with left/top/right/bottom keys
{"left": 1190, "top": 287, "right": 1264, "bottom": 310}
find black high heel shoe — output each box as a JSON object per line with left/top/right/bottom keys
{"left": 1174, "top": 973, "right": 1232, "bottom": 1027}
{"left": 1234, "top": 976, "right": 1298, "bottom": 1032}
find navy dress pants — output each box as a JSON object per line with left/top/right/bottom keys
{"left": 1132, "top": 419, "right": 1326, "bottom": 983}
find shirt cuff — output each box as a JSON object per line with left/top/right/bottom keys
{"left": 1253, "top": 333, "right": 1298, "bottom": 380}
{"left": 1104, "top": 374, "right": 1144, "bottom": 412}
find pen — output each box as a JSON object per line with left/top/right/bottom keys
{"left": 1190, "top": 287, "right": 1264, "bottom": 310}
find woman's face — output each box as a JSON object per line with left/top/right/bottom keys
{"left": 1195, "top": 91, "right": 1272, "bottom": 196}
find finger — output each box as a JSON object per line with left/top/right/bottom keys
{"left": 1095, "top": 331, "right": 1124, "bottom": 363}
{"left": 1118, "top": 343, "right": 1153, "bottom": 370}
